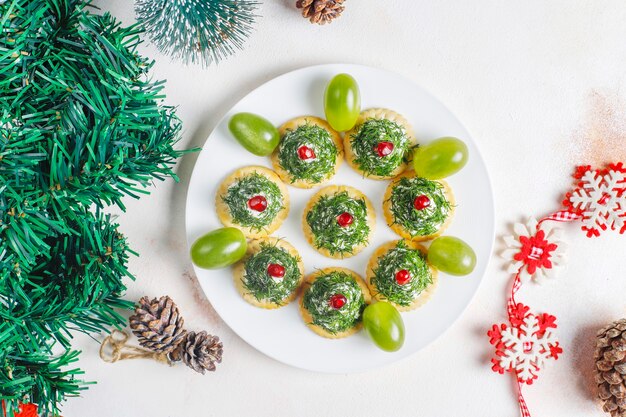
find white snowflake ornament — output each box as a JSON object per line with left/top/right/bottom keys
{"left": 564, "top": 163, "right": 626, "bottom": 237}
{"left": 488, "top": 304, "right": 562, "bottom": 385}
{"left": 501, "top": 217, "right": 567, "bottom": 283}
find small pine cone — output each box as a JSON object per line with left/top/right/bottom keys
{"left": 169, "top": 331, "right": 223, "bottom": 374}
{"left": 296, "top": 0, "right": 345, "bottom": 25}
{"left": 129, "top": 296, "right": 186, "bottom": 353}
{"left": 596, "top": 319, "right": 626, "bottom": 416}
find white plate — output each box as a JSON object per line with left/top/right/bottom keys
{"left": 185, "top": 64, "right": 494, "bottom": 373}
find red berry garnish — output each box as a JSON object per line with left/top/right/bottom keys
{"left": 395, "top": 269, "right": 411, "bottom": 285}
{"left": 413, "top": 195, "right": 431, "bottom": 210}
{"left": 375, "top": 141, "right": 394, "bottom": 157}
{"left": 247, "top": 195, "right": 267, "bottom": 212}
{"left": 336, "top": 212, "right": 354, "bottom": 227}
{"left": 267, "top": 263, "right": 285, "bottom": 278}
{"left": 297, "top": 145, "right": 316, "bottom": 160}
{"left": 329, "top": 293, "right": 347, "bottom": 309}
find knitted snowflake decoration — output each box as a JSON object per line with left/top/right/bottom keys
{"left": 488, "top": 304, "right": 562, "bottom": 384}
{"left": 501, "top": 218, "right": 567, "bottom": 283}
{"left": 564, "top": 163, "right": 626, "bottom": 237}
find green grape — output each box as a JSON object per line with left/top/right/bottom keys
{"left": 427, "top": 236, "right": 476, "bottom": 276}
{"left": 413, "top": 137, "right": 469, "bottom": 179}
{"left": 229, "top": 112, "right": 279, "bottom": 156}
{"left": 190, "top": 227, "right": 247, "bottom": 269}
{"left": 324, "top": 73, "right": 361, "bottom": 132}
{"left": 363, "top": 301, "right": 405, "bottom": 352}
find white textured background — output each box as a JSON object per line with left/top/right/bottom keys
{"left": 68, "top": 1, "right": 626, "bottom": 416}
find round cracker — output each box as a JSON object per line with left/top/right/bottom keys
{"left": 383, "top": 171, "right": 455, "bottom": 242}
{"left": 216, "top": 165, "right": 289, "bottom": 238}
{"left": 344, "top": 108, "right": 417, "bottom": 180}
{"left": 271, "top": 116, "right": 343, "bottom": 189}
{"left": 299, "top": 267, "right": 371, "bottom": 339}
{"left": 233, "top": 237, "right": 304, "bottom": 309}
{"left": 302, "top": 185, "right": 376, "bottom": 259}
{"left": 365, "top": 240, "right": 438, "bottom": 312}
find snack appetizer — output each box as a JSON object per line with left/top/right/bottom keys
{"left": 300, "top": 267, "right": 371, "bottom": 339}
{"left": 272, "top": 116, "right": 343, "bottom": 188}
{"left": 366, "top": 240, "right": 438, "bottom": 311}
{"left": 344, "top": 108, "right": 416, "bottom": 179}
{"left": 383, "top": 171, "right": 454, "bottom": 241}
{"left": 233, "top": 237, "right": 304, "bottom": 309}
{"left": 216, "top": 166, "right": 289, "bottom": 238}
{"left": 303, "top": 185, "right": 375, "bottom": 258}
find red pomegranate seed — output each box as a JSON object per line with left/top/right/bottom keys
{"left": 395, "top": 269, "right": 411, "bottom": 285}
{"left": 375, "top": 141, "right": 394, "bottom": 157}
{"left": 336, "top": 212, "right": 354, "bottom": 227}
{"left": 297, "top": 145, "right": 316, "bottom": 160}
{"left": 247, "top": 195, "right": 267, "bottom": 212}
{"left": 267, "top": 263, "right": 286, "bottom": 278}
{"left": 329, "top": 294, "right": 347, "bottom": 309}
{"left": 413, "top": 195, "right": 431, "bottom": 210}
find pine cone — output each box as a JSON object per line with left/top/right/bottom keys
{"left": 596, "top": 319, "right": 626, "bottom": 417}
{"left": 169, "top": 331, "right": 223, "bottom": 374}
{"left": 296, "top": 0, "right": 345, "bottom": 25}
{"left": 129, "top": 296, "right": 186, "bottom": 353}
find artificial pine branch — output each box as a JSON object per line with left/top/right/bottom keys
{"left": 1, "top": 350, "right": 87, "bottom": 416}
{"left": 135, "top": 0, "right": 260, "bottom": 67}
{"left": 0, "top": 0, "right": 189, "bottom": 413}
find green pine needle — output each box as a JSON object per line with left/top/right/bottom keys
{"left": 135, "top": 0, "right": 260, "bottom": 67}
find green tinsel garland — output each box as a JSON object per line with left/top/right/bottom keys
{"left": 0, "top": 0, "right": 186, "bottom": 414}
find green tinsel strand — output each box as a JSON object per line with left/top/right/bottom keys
{"left": 0, "top": 0, "right": 190, "bottom": 413}
{"left": 135, "top": 0, "right": 260, "bottom": 67}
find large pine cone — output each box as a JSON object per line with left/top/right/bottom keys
{"left": 169, "top": 331, "right": 223, "bottom": 374}
{"left": 296, "top": 0, "right": 345, "bottom": 25}
{"left": 596, "top": 319, "right": 626, "bottom": 416}
{"left": 129, "top": 296, "right": 186, "bottom": 353}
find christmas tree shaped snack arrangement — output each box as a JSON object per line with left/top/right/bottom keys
{"left": 272, "top": 116, "right": 343, "bottom": 188}
{"left": 300, "top": 267, "right": 371, "bottom": 339}
{"left": 345, "top": 108, "right": 417, "bottom": 179}
{"left": 216, "top": 166, "right": 289, "bottom": 238}
{"left": 303, "top": 185, "right": 376, "bottom": 259}
{"left": 383, "top": 171, "right": 455, "bottom": 241}
{"left": 233, "top": 237, "right": 304, "bottom": 309}
{"left": 366, "top": 240, "right": 438, "bottom": 311}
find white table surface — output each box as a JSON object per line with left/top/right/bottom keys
{"left": 67, "top": 1, "right": 626, "bottom": 416}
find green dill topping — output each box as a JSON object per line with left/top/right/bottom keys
{"left": 387, "top": 176, "right": 451, "bottom": 237}
{"left": 306, "top": 190, "right": 371, "bottom": 256}
{"left": 302, "top": 271, "right": 366, "bottom": 334}
{"left": 350, "top": 118, "right": 413, "bottom": 177}
{"left": 242, "top": 242, "right": 302, "bottom": 305}
{"left": 222, "top": 172, "right": 284, "bottom": 231}
{"left": 278, "top": 124, "right": 338, "bottom": 183}
{"left": 371, "top": 241, "right": 433, "bottom": 306}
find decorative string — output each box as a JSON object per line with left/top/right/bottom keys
{"left": 517, "top": 378, "right": 531, "bottom": 417}
{"left": 99, "top": 330, "right": 173, "bottom": 366}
